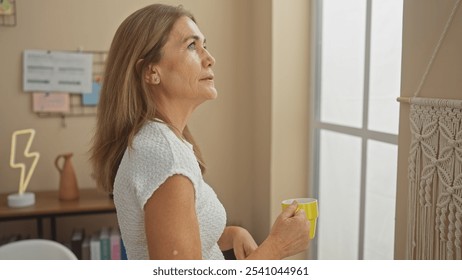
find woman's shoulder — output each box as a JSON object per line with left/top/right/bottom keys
{"left": 129, "top": 121, "right": 172, "bottom": 160}
{"left": 133, "top": 121, "right": 168, "bottom": 148}
{"left": 130, "top": 121, "right": 197, "bottom": 167}
{"left": 122, "top": 121, "right": 202, "bottom": 191}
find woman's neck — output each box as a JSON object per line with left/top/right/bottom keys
{"left": 155, "top": 99, "right": 197, "bottom": 133}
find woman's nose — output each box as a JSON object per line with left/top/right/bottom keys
{"left": 203, "top": 49, "right": 215, "bottom": 67}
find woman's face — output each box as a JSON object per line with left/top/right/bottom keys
{"left": 154, "top": 16, "right": 217, "bottom": 104}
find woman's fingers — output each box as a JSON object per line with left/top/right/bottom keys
{"left": 280, "top": 200, "right": 299, "bottom": 219}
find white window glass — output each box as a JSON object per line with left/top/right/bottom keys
{"left": 318, "top": 130, "right": 362, "bottom": 259}
{"left": 314, "top": 0, "right": 401, "bottom": 260}
{"left": 368, "top": 0, "right": 403, "bottom": 134}
{"left": 320, "top": 0, "right": 366, "bottom": 128}
{"left": 363, "top": 140, "right": 398, "bottom": 259}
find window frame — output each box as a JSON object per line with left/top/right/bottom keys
{"left": 310, "top": 0, "right": 399, "bottom": 260}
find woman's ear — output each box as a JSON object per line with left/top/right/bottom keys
{"left": 145, "top": 64, "right": 161, "bottom": 85}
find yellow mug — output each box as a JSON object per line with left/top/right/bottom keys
{"left": 281, "top": 198, "right": 318, "bottom": 239}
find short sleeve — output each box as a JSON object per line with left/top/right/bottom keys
{"left": 124, "top": 124, "right": 201, "bottom": 210}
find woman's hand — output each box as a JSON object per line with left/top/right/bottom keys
{"left": 230, "top": 226, "right": 258, "bottom": 259}
{"left": 266, "top": 201, "right": 311, "bottom": 259}
{"left": 245, "top": 201, "right": 310, "bottom": 260}
{"left": 218, "top": 226, "right": 258, "bottom": 259}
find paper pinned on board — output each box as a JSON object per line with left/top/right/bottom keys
{"left": 23, "top": 50, "right": 93, "bottom": 93}
{"left": 32, "top": 92, "right": 70, "bottom": 113}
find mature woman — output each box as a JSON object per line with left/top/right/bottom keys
{"left": 90, "top": 4, "right": 310, "bottom": 260}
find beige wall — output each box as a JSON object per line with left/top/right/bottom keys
{"left": 271, "top": 0, "right": 311, "bottom": 259}
{"left": 13, "top": 0, "right": 459, "bottom": 261}
{"left": 0, "top": 0, "right": 258, "bottom": 242}
{"left": 0, "top": 0, "right": 312, "bottom": 257}
{"left": 248, "top": 0, "right": 312, "bottom": 246}
{"left": 249, "top": 0, "right": 273, "bottom": 244}
{"left": 395, "top": 0, "right": 462, "bottom": 259}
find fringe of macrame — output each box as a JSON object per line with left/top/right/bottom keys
{"left": 407, "top": 98, "right": 462, "bottom": 260}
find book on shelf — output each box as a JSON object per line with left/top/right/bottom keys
{"left": 70, "top": 228, "right": 85, "bottom": 260}
{"left": 72, "top": 227, "right": 123, "bottom": 260}
{"left": 110, "top": 227, "right": 121, "bottom": 260}
{"left": 99, "top": 227, "right": 110, "bottom": 260}
{"left": 81, "top": 235, "right": 91, "bottom": 260}
{"left": 90, "top": 232, "right": 101, "bottom": 260}
{"left": 120, "top": 237, "right": 127, "bottom": 260}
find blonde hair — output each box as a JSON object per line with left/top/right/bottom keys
{"left": 90, "top": 4, "right": 206, "bottom": 193}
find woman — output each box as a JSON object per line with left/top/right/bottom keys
{"left": 90, "top": 4, "right": 310, "bottom": 260}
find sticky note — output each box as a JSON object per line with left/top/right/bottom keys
{"left": 32, "top": 92, "right": 70, "bottom": 112}
{"left": 82, "top": 82, "right": 101, "bottom": 106}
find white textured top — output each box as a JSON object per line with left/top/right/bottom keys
{"left": 113, "top": 121, "right": 226, "bottom": 260}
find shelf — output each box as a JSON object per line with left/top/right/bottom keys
{"left": 0, "top": 188, "right": 115, "bottom": 240}
{"left": 0, "top": 188, "right": 114, "bottom": 218}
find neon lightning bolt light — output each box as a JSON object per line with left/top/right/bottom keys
{"left": 10, "top": 129, "right": 40, "bottom": 195}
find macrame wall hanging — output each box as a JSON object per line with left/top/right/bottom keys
{"left": 397, "top": 0, "right": 462, "bottom": 260}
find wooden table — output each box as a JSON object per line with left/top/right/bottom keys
{"left": 0, "top": 188, "right": 116, "bottom": 240}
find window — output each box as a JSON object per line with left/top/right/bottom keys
{"left": 312, "top": 0, "right": 403, "bottom": 259}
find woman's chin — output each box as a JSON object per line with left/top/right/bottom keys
{"left": 205, "top": 89, "right": 218, "bottom": 100}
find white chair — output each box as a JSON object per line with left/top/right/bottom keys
{"left": 0, "top": 239, "right": 78, "bottom": 260}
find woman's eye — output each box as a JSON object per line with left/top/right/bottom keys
{"left": 187, "top": 42, "right": 196, "bottom": 50}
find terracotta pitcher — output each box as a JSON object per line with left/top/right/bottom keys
{"left": 55, "top": 153, "right": 79, "bottom": 201}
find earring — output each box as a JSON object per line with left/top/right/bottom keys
{"left": 154, "top": 76, "right": 160, "bottom": 84}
